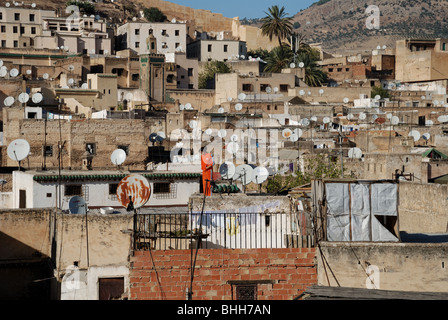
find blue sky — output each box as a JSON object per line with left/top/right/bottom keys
{"left": 166, "top": 0, "right": 317, "bottom": 19}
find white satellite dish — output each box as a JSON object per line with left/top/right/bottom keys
{"left": 343, "top": 97, "right": 349, "bottom": 103}
{"left": 301, "top": 118, "right": 310, "bottom": 126}
{"left": 81, "top": 83, "right": 88, "bottom": 89}
{"left": 265, "top": 87, "right": 272, "bottom": 93}
{"left": 189, "top": 120, "right": 198, "bottom": 129}
{"left": 238, "top": 93, "right": 246, "bottom": 101}
{"left": 374, "top": 95, "right": 381, "bottom": 100}
{"left": 438, "top": 115, "right": 448, "bottom": 123}
{"left": 386, "top": 113, "right": 393, "bottom": 119}
{"left": 26, "top": 69, "right": 32, "bottom": 75}
{"left": 234, "top": 164, "right": 254, "bottom": 185}
{"left": 7, "top": 139, "right": 30, "bottom": 162}
{"left": 311, "top": 116, "right": 318, "bottom": 122}
{"left": 391, "top": 116, "right": 400, "bottom": 125}
{"left": 425, "top": 120, "right": 434, "bottom": 126}
{"left": 205, "top": 128, "right": 213, "bottom": 136}
{"left": 227, "top": 97, "right": 233, "bottom": 102}
{"left": 68, "top": 65, "right": 75, "bottom": 72}
{"left": 290, "top": 128, "right": 302, "bottom": 142}
{"left": 218, "top": 129, "right": 227, "bottom": 138}
{"left": 125, "top": 92, "right": 133, "bottom": 101}
{"left": 10, "top": 68, "right": 19, "bottom": 77}
{"left": 253, "top": 166, "right": 269, "bottom": 184}
{"left": 185, "top": 103, "right": 192, "bottom": 110}
{"left": 179, "top": 104, "right": 185, "bottom": 110}
{"left": 219, "top": 162, "right": 236, "bottom": 180}
{"left": 347, "top": 113, "right": 354, "bottom": 120}
{"left": 18, "top": 92, "right": 29, "bottom": 103}
{"left": 226, "top": 141, "right": 239, "bottom": 155}
{"left": 235, "top": 103, "right": 243, "bottom": 111}
{"left": 230, "top": 134, "right": 238, "bottom": 142}
{"left": 298, "top": 62, "right": 305, "bottom": 68}
{"left": 5, "top": 2, "right": 10, "bottom": 7}
{"left": 43, "top": 73, "right": 49, "bottom": 80}
{"left": 422, "top": 133, "right": 431, "bottom": 141}
{"left": 289, "top": 63, "right": 296, "bottom": 68}
{"left": 111, "top": 148, "right": 127, "bottom": 165}
{"left": 282, "top": 128, "right": 292, "bottom": 139}
{"left": 434, "top": 100, "right": 439, "bottom": 106}
{"left": 0, "top": 60, "right": 3, "bottom": 67}
{"left": 359, "top": 112, "right": 367, "bottom": 120}
{"left": 68, "top": 78, "right": 74, "bottom": 85}
{"left": 4, "top": 96, "right": 14, "bottom": 107}
{"left": 299, "top": 90, "right": 305, "bottom": 96}
{"left": 273, "top": 87, "right": 279, "bottom": 93}
{"left": 31, "top": 2, "right": 36, "bottom": 7}
{"left": 69, "top": 196, "right": 87, "bottom": 214}
{"left": 348, "top": 147, "right": 363, "bottom": 159}
{"left": 323, "top": 117, "right": 331, "bottom": 124}
{"left": 319, "top": 89, "right": 324, "bottom": 95}
{"left": 408, "top": 130, "right": 421, "bottom": 142}
{"left": 218, "top": 107, "right": 225, "bottom": 114}
{"left": 0, "top": 68, "right": 7, "bottom": 77}
{"left": 32, "top": 92, "right": 43, "bottom": 104}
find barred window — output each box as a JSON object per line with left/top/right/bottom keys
{"left": 65, "top": 185, "right": 82, "bottom": 197}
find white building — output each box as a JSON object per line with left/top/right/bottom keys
{"left": 7, "top": 170, "right": 201, "bottom": 211}
{"left": 186, "top": 39, "right": 247, "bottom": 62}
{"left": 116, "top": 21, "right": 187, "bottom": 56}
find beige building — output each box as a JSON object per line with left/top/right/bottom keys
{"left": 395, "top": 38, "right": 448, "bottom": 83}
{"left": 116, "top": 21, "right": 187, "bottom": 56}
{"left": 187, "top": 39, "right": 247, "bottom": 62}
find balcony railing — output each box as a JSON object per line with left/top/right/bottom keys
{"left": 133, "top": 212, "right": 314, "bottom": 250}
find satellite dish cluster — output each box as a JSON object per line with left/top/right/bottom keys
{"left": 218, "top": 162, "right": 269, "bottom": 189}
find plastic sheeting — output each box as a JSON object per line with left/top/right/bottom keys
{"left": 325, "top": 182, "right": 399, "bottom": 242}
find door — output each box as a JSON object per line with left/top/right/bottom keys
{"left": 19, "top": 189, "right": 26, "bottom": 208}
{"left": 98, "top": 277, "right": 124, "bottom": 300}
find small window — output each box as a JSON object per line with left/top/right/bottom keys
{"left": 31, "top": 27, "right": 36, "bottom": 34}
{"left": 13, "top": 26, "right": 18, "bottom": 33}
{"left": 135, "top": 42, "right": 140, "bottom": 48}
{"left": 236, "top": 285, "right": 257, "bottom": 300}
{"left": 208, "top": 44, "right": 212, "bottom": 52}
{"left": 154, "top": 182, "right": 171, "bottom": 194}
{"left": 64, "top": 185, "right": 82, "bottom": 197}
{"left": 187, "top": 68, "right": 193, "bottom": 76}
{"left": 109, "top": 183, "right": 119, "bottom": 195}
{"left": 46, "top": 193, "right": 52, "bottom": 198}
{"left": 224, "top": 44, "right": 228, "bottom": 52}
{"left": 161, "top": 29, "right": 167, "bottom": 36}
{"left": 328, "top": 68, "right": 334, "bottom": 72}
{"left": 86, "top": 143, "right": 96, "bottom": 155}
{"left": 13, "top": 40, "right": 18, "bottom": 48}
{"left": 132, "top": 74, "right": 139, "bottom": 81}
{"left": 15, "top": 13, "right": 20, "bottom": 21}
{"left": 29, "top": 14, "right": 35, "bottom": 22}
{"left": 280, "top": 84, "right": 288, "bottom": 92}
{"left": 43, "top": 146, "right": 53, "bottom": 157}
{"left": 135, "top": 29, "right": 140, "bottom": 35}
{"left": 175, "top": 30, "right": 179, "bottom": 36}
{"left": 1, "top": 26, "right": 5, "bottom": 33}
{"left": 118, "top": 145, "right": 129, "bottom": 155}
{"left": 337, "top": 68, "right": 342, "bottom": 72}
{"left": 242, "top": 84, "right": 252, "bottom": 92}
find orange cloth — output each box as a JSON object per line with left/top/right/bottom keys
{"left": 201, "top": 153, "right": 213, "bottom": 196}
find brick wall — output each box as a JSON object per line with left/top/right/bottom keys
{"left": 129, "top": 248, "right": 316, "bottom": 300}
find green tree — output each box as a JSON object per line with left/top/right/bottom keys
{"left": 371, "top": 86, "right": 391, "bottom": 99}
{"left": 66, "top": 0, "right": 95, "bottom": 15}
{"left": 265, "top": 154, "right": 343, "bottom": 195}
{"left": 198, "top": 61, "right": 232, "bottom": 89}
{"left": 261, "top": 5, "right": 293, "bottom": 54}
{"left": 143, "top": 7, "right": 167, "bottom": 22}
{"left": 295, "top": 51, "right": 328, "bottom": 86}
{"left": 264, "top": 46, "right": 293, "bottom": 73}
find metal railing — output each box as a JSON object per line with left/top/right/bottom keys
{"left": 133, "top": 212, "right": 314, "bottom": 250}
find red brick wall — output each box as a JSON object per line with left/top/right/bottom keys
{"left": 129, "top": 248, "right": 316, "bottom": 300}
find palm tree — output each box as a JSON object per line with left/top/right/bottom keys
{"left": 264, "top": 46, "right": 293, "bottom": 73}
{"left": 295, "top": 52, "right": 328, "bottom": 87}
{"left": 261, "top": 5, "right": 293, "bottom": 54}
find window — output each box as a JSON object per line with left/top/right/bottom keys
{"left": 236, "top": 285, "right": 257, "bottom": 300}
{"left": 98, "top": 278, "right": 124, "bottom": 300}
{"left": 132, "top": 74, "right": 139, "bottom": 81}
{"left": 208, "top": 44, "right": 212, "bottom": 52}
{"left": 13, "top": 40, "right": 18, "bottom": 48}
{"left": 224, "top": 44, "right": 228, "bottom": 52}
{"left": 20, "top": 26, "right": 24, "bottom": 34}
{"left": 14, "top": 13, "right": 20, "bottom": 21}
{"left": 64, "top": 185, "right": 82, "bottom": 197}
{"left": 337, "top": 68, "right": 342, "bottom": 72}
{"left": 187, "top": 68, "right": 193, "bottom": 76}
{"left": 29, "top": 14, "right": 35, "bottom": 22}
{"left": 118, "top": 145, "right": 129, "bottom": 155}
{"left": 0, "top": 12, "right": 2, "bottom": 20}
{"left": 154, "top": 182, "right": 177, "bottom": 199}
{"left": 135, "top": 42, "right": 140, "bottom": 48}
{"left": 13, "top": 26, "right": 18, "bottom": 33}
{"left": 328, "top": 68, "right": 333, "bottom": 72}
{"left": 109, "top": 183, "right": 119, "bottom": 195}
{"left": 260, "top": 84, "right": 269, "bottom": 92}
{"left": 1, "top": 40, "right": 6, "bottom": 47}
{"left": 242, "top": 84, "right": 253, "bottom": 92}
{"left": 280, "top": 84, "right": 289, "bottom": 92}
{"left": 1, "top": 26, "right": 5, "bottom": 33}
{"left": 175, "top": 42, "right": 180, "bottom": 49}
{"left": 135, "top": 29, "right": 139, "bottom": 35}
{"left": 154, "top": 182, "right": 171, "bottom": 194}
{"left": 31, "top": 27, "right": 36, "bottom": 34}
{"left": 175, "top": 29, "right": 179, "bottom": 36}
{"left": 86, "top": 143, "right": 96, "bottom": 155}
{"left": 43, "top": 145, "right": 53, "bottom": 157}
{"left": 161, "top": 29, "right": 167, "bottom": 35}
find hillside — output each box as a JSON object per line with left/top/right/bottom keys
{"left": 291, "top": 0, "right": 448, "bottom": 54}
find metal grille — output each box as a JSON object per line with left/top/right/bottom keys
{"left": 236, "top": 285, "right": 257, "bottom": 300}
{"left": 154, "top": 183, "right": 177, "bottom": 199}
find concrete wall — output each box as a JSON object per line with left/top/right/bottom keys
{"left": 129, "top": 248, "right": 316, "bottom": 300}
{"left": 318, "top": 242, "right": 448, "bottom": 292}
{"left": 398, "top": 181, "right": 448, "bottom": 233}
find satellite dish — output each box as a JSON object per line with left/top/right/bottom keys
{"left": 205, "top": 128, "right": 213, "bottom": 136}
{"left": 298, "top": 62, "right": 304, "bottom": 68}
{"left": 4, "top": 96, "right": 15, "bottom": 107}
{"left": 10, "top": 68, "right": 19, "bottom": 77}
{"left": 311, "top": 116, "right": 318, "bottom": 122}
{"left": 343, "top": 97, "right": 349, "bottom": 103}
{"left": 374, "top": 95, "right": 381, "bottom": 100}
{"left": 323, "top": 117, "right": 331, "bottom": 124}
{"left": 422, "top": 133, "right": 431, "bottom": 141}
{"left": 438, "top": 115, "right": 448, "bottom": 123}
{"left": 227, "top": 97, "right": 233, "bottom": 102}
{"left": 253, "top": 166, "right": 269, "bottom": 184}
{"left": 69, "top": 196, "right": 87, "bottom": 214}
{"left": 299, "top": 90, "right": 305, "bottom": 96}
{"left": 7, "top": 139, "right": 30, "bottom": 162}
{"left": 289, "top": 63, "right": 296, "bottom": 68}
{"left": 282, "top": 128, "right": 292, "bottom": 139}
{"left": 425, "top": 120, "right": 434, "bottom": 126}
{"left": 408, "top": 130, "right": 421, "bottom": 142}
{"left": 0, "top": 68, "right": 7, "bottom": 78}
{"left": 235, "top": 103, "right": 243, "bottom": 111}
{"left": 0, "top": 60, "right": 3, "bottom": 67}
{"left": 290, "top": 128, "right": 302, "bottom": 142}
{"left": 273, "top": 87, "right": 279, "bottom": 93}
{"left": 359, "top": 112, "right": 367, "bottom": 120}
{"left": 319, "top": 89, "right": 324, "bottom": 95}
{"left": 149, "top": 133, "right": 158, "bottom": 143}
{"left": 226, "top": 141, "right": 239, "bottom": 155}
{"left": 81, "top": 83, "right": 88, "bottom": 89}
{"left": 189, "top": 120, "right": 198, "bottom": 129}
{"left": 234, "top": 164, "right": 254, "bottom": 185}
{"left": 219, "top": 161, "right": 236, "bottom": 180}
{"left": 434, "top": 100, "right": 439, "bottom": 106}
{"left": 43, "top": 73, "right": 49, "bottom": 80}
{"left": 18, "top": 92, "right": 29, "bottom": 103}
{"left": 348, "top": 147, "right": 363, "bottom": 159}
{"left": 116, "top": 174, "right": 151, "bottom": 209}
{"left": 301, "top": 118, "right": 310, "bottom": 126}
{"left": 230, "top": 133, "right": 238, "bottom": 142}
{"left": 347, "top": 113, "right": 354, "bottom": 120}
{"left": 68, "top": 65, "right": 75, "bottom": 72}
{"left": 179, "top": 104, "right": 185, "bottom": 111}
{"left": 68, "top": 78, "right": 74, "bottom": 85}
{"left": 5, "top": 2, "right": 10, "bottom": 7}
{"left": 111, "top": 149, "right": 126, "bottom": 165}
{"left": 31, "top": 2, "right": 36, "bottom": 7}
{"left": 218, "top": 107, "right": 225, "bottom": 114}
{"left": 391, "top": 116, "right": 400, "bottom": 125}
{"left": 156, "top": 131, "right": 166, "bottom": 140}
{"left": 238, "top": 93, "right": 246, "bottom": 101}
{"left": 265, "top": 87, "right": 272, "bottom": 93}
{"left": 32, "top": 92, "right": 43, "bottom": 104}
{"left": 386, "top": 113, "right": 393, "bottom": 119}
{"left": 218, "top": 129, "right": 227, "bottom": 138}
{"left": 185, "top": 103, "right": 192, "bottom": 110}
{"left": 26, "top": 69, "right": 32, "bottom": 75}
